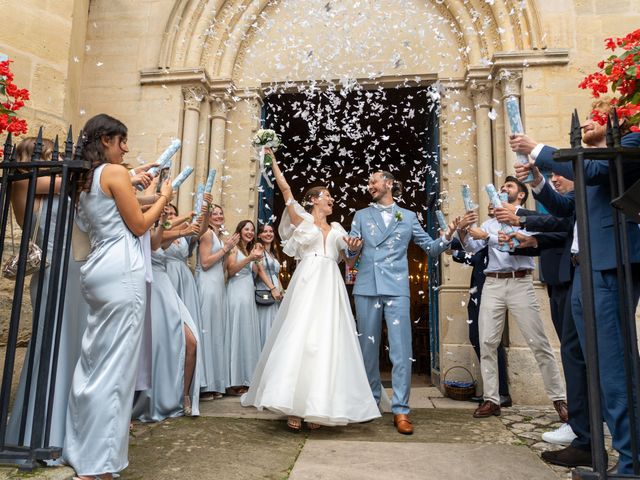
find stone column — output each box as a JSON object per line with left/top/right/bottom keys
{"left": 195, "top": 97, "right": 211, "bottom": 188}
{"left": 179, "top": 86, "right": 206, "bottom": 215}
{"left": 244, "top": 93, "right": 264, "bottom": 218}
{"left": 470, "top": 83, "right": 493, "bottom": 222}
{"left": 208, "top": 93, "right": 230, "bottom": 203}
{"left": 496, "top": 70, "right": 523, "bottom": 179}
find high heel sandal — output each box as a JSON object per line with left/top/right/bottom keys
{"left": 287, "top": 416, "right": 302, "bottom": 432}
{"left": 305, "top": 422, "right": 321, "bottom": 430}
{"left": 183, "top": 395, "right": 192, "bottom": 416}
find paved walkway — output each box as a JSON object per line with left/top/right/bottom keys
{"left": 0, "top": 382, "right": 615, "bottom": 479}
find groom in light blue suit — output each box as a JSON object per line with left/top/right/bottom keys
{"left": 346, "top": 171, "right": 452, "bottom": 434}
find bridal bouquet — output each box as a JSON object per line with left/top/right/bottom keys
{"left": 252, "top": 129, "right": 282, "bottom": 166}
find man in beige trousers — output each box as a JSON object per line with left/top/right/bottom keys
{"left": 457, "top": 176, "right": 567, "bottom": 420}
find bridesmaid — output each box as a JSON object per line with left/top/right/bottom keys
{"left": 164, "top": 198, "right": 209, "bottom": 332}
{"left": 196, "top": 205, "right": 239, "bottom": 400}
{"left": 64, "top": 114, "right": 173, "bottom": 480}
{"left": 225, "top": 220, "right": 263, "bottom": 394}
{"left": 132, "top": 214, "right": 201, "bottom": 421}
{"left": 254, "top": 225, "right": 283, "bottom": 348}
{"left": 7, "top": 137, "right": 89, "bottom": 452}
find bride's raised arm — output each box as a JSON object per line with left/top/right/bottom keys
{"left": 267, "top": 147, "right": 303, "bottom": 227}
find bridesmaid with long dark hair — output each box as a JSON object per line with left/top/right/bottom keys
{"left": 254, "top": 224, "right": 283, "bottom": 348}
{"left": 225, "top": 220, "right": 263, "bottom": 394}
{"left": 196, "top": 205, "right": 239, "bottom": 399}
{"left": 63, "top": 114, "right": 173, "bottom": 480}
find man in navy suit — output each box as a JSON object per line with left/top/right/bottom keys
{"left": 510, "top": 103, "right": 640, "bottom": 474}
{"left": 496, "top": 175, "right": 596, "bottom": 466}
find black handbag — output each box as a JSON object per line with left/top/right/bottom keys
{"left": 254, "top": 252, "right": 276, "bottom": 306}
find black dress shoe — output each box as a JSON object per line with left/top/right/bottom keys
{"left": 500, "top": 395, "right": 513, "bottom": 408}
{"left": 470, "top": 395, "right": 483, "bottom": 404}
{"left": 541, "top": 446, "right": 604, "bottom": 468}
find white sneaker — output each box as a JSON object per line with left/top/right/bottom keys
{"left": 542, "top": 423, "right": 577, "bottom": 445}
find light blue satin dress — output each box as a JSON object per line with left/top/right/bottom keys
{"left": 195, "top": 230, "right": 229, "bottom": 393}
{"left": 165, "top": 237, "right": 202, "bottom": 332}
{"left": 226, "top": 250, "right": 261, "bottom": 387}
{"left": 6, "top": 197, "right": 89, "bottom": 452}
{"left": 63, "top": 164, "right": 146, "bottom": 476}
{"left": 132, "top": 249, "right": 200, "bottom": 421}
{"left": 255, "top": 251, "right": 281, "bottom": 348}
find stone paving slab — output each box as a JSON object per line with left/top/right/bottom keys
{"left": 305, "top": 410, "right": 518, "bottom": 445}
{"left": 0, "top": 466, "right": 74, "bottom": 480}
{"left": 289, "top": 440, "right": 561, "bottom": 480}
{"left": 121, "top": 409, "right": 520, "bottom": 479}
{"left": 123, "top": 417, "right": 305, "bottom": 480}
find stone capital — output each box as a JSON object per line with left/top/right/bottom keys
{"left": 468, "top": 83, "right": 492, "bottom": 109}
{"left": 495, "top": 69, "right": 522, "bottom": 100}
{"left": 182, "top": 86, "right": 207, "bottom": 111}
{"left": 209, "top": 93, "right": 231, "bottom": 119}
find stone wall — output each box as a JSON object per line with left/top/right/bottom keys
{"left": 0, "top": 0, "right": 89, "bottom": 137}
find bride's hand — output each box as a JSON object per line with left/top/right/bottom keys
{"left": 264, "top": 146, "right": 276, "bottom": 162}
{"left": 344, "top": 236, "right": 363, "bottom": 253}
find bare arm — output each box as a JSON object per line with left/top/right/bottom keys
{"left": 199, "top": 231, "right": 240, "bottom": 271}
{"left": 102, "top": 164, "right": 173, "bottom": 237}
{"left": 227, "top": 243, "right": 263, "bottom": 277}
{"left": 161, "top": 222, "right": 199, "bottom": 248}
{"left": 268, "top": 148, "right": 303, "bottom": 227}
{"left": 150, "top": 224, "right": 164, "bottom": 250}
{"left": 10, "top": 176, "right": 63, "bottom": 227}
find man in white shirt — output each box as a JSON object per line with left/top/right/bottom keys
{"left": 458, "top": 176, "right": 567, "bottom": 419}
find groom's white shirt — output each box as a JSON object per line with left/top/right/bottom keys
{"left": 373, "top": 202, "right": 395, "bottom": 228}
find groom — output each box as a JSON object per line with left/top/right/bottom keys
{"left": 346, "top": 171, "right": 452, "bottom": 434}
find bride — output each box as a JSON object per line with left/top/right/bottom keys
{"left": 241, "top": 149, "right": 380, "bottom": 431}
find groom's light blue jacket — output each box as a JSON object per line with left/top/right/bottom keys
{"left": 349, "top": 205, "right": 449, "bottom": 297}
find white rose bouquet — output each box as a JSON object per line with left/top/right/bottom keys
{"left": 252, "top": 128, "right": 282, "bottom": 167}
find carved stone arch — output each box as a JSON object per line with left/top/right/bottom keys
{"left": 221, "top": 0, "right": 490, "bottom": 81}
{"left": 157, "top": 0, "right": 547, "bottom": 76}
{"left": 158, "top": 0, "right": 191, "bottom": 69}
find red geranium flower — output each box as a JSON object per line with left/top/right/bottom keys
{"left": 580, "top": 29, "right": 640, "bottom": 133}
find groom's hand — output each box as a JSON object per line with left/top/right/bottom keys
{"left": 344, "top": 236, "right": 363, "bottom": 254}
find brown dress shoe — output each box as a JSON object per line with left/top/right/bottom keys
{"left": 473, "top": 401, "right": 501, "bottom": 418}
{"left": 393, "top": 414, "right": 414, "bottom": 435}
{"left": 553, "top": 400, "right": 569, "bottom": 423}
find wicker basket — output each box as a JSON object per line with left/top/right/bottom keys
{"left": 443, "top": 365, "right": 476, "bottom": 401}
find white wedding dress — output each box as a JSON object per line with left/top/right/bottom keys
{"left": 241, "top": 202, "right": 380, "bottom": 426}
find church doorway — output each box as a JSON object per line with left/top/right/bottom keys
{"left": 257, "top": 83, "right": 441, "bottom": 380}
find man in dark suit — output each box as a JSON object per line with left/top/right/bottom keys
{"left": 509, "top": 104, "right": 640, "bottom": 474}
{"left": 496, "top": 176, "right": 594, "bottom": 464}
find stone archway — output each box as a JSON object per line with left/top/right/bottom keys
{"left": 139, "top": 0, "right": 569, "bottom": 399}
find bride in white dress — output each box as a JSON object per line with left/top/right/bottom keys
{"left": 241, "top": 149, "right": 380, "bottom": 430}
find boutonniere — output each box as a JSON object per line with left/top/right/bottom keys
{"left": 395, "top": 211, "right": 403, "bottom": 222}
